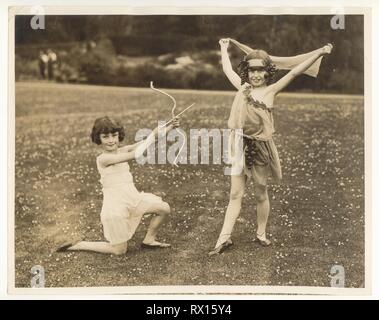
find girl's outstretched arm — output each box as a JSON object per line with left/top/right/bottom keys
{"left": 268, "top": 44, "right": 333, "bottom": 95}
{"left": 98, "top": 130, "right": 157, "bottom": 167}
{"left": 119, "top": 120, "right": 177, "bottom": 152}
{"left": 99, "top": 119, "right": 180, "bottom": 167}
{"left": 219, "top": 39, "right": 241, "bottom": 90}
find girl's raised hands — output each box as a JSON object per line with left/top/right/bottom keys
{"left": 172, "top": 116, "right": 180, "bottom": 128}
{"left": 321, "top": 43, "right": 333, "bottom": 55}
{"left": 219, "top": 38, "right": 230, "bottom": 47}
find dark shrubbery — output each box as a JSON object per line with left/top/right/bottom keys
{"left": 78, "top": 51, "right": 116, "bottom": 85}
{"left": 15, "top": 40, "right": 236, "bottom": 90}
{"left": 15, "top": 37, "right": 364, "bottom": 93}
{"left": 15, "top": 55, "right": 40, "bottom": 81}
{"left": 14, "top": 15, "right": 364, "bottom": 93}
{"left": 111, "top": 35, "right": 214, "bottom": 56}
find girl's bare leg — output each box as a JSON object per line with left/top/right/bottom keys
{"left": 142, "top": 202, "right": 170, "bottom": 245}
{"left": 68, "top": 241, "right": 128, "bottom": 255}
{"left": 253, "top": 165, "right": 270, "bottom": 242}
{"left": 214, "top": 175, "right": 246, "bottom": 249}
{"left": 255, "top": 185, "right": 270, "bottom": 240}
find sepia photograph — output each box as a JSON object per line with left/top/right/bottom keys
{"left": 8, "top": 6, "right": 370, "bottom": 295}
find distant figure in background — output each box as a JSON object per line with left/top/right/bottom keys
{"left": 47, "top": 49, "right": 58, "bottom": 80}
{"left": 38, "top": 50, "right": 48, "bottom": 79}
{"left": 86, "top": 40, "right": 96, "bottom": 52}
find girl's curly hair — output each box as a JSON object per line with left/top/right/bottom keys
{"left": 90, "top": 116, "right": 125, "bottom": 145}
{"left": 237, "top": 49, "right": 278, "bottom": 86}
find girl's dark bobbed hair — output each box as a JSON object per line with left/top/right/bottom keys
{"left": 90, "top": 116, "right": 125, "bottom": 145}
{"left": 237, "top": 49, "right": 278, "bottom": 85}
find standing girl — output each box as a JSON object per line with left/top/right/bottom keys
{"left": 209, "top": 38, "right": 333, "bottom": 255}
{"left": 57, "top": 116, "right": 180, "bottom": 255}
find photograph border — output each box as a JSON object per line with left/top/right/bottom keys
{"left": 7, "top": 4, "right": 372, "bottom": 296}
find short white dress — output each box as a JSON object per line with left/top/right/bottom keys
{"left": 97, "top": 156, "right": 165, "bottom": 245}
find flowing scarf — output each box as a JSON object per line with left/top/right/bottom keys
{"left": 230, "top": 39, "right": 324, "bottom": 77}
{"left": 228, "top": 39, "right": 325, "bottom": 130}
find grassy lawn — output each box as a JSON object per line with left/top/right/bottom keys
{"left": 14, "top": 82, "right": 365, "bottom": 289}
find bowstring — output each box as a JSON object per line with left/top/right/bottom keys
{"left": 150, "top": 81, "right": 186, "bottom": 166}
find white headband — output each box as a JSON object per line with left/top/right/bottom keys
{"left": 247, "top": 59, "right": 265, "bottom": 68}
